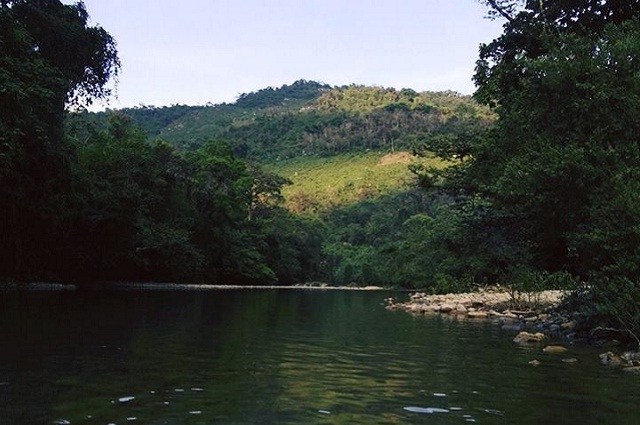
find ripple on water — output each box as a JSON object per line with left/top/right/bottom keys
{"left": 404, "top": 406, "right": 450, "bottom": 414}
{"left": 480, "top": 408, "right": 505, "bottom": 416}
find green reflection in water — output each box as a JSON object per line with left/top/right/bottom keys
{"left": 0, "top": 290, "right": 639, "bottom": 424}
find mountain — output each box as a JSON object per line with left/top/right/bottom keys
{"left": 58, "top": 80, "right": 497, "bottom": 288}
{"left": 71, "top": 80, "right": 494, "bottom": 163}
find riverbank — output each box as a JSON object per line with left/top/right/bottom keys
{"left": 386, "top": 288, "right": 640, "bottom": 373}
{"left": 385, "top": 288, "right": 582, "bottom": 347}
{"left": 386, "top": 289, "right": 582, "bottom": 346}
{"left": 385, "top": 288, "right": 568, "bottom": 324}
{"left": 92, "top": 282, "right": 387, "bottom": 291}
{"left": 0, "top": 281, "right": 386, "bottom": 291}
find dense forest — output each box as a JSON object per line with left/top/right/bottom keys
{"left": 3, "top": 1, "right": 640, "bottom": 337}
{"left": 62, "top": 80, "right": 493, "bottom": 286}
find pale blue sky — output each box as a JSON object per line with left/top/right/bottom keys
{"left": 73, "top": 0, "right": 505, "bottom": 109}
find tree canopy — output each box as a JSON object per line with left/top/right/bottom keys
{"left": 0, "top": 0, "right": 120, "bottom": 279}
{"left": 408, "top": 0, "right": 640, "bottom": 338}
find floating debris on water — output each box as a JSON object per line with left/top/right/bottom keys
{"left": 119, "top": 396, "right": 135, "bottom": 403}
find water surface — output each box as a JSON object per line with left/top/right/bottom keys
{"left": 0, "top": 289, "right": 638, "bottom": 424}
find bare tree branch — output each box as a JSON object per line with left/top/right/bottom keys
{"left": 482, "top": 0, "right": 517, "bottom": 22}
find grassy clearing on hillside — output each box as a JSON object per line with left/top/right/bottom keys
{"left": 265, "top": 151, "right": 449, "bottom": 214}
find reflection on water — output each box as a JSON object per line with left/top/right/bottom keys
{"left": 0, "top": 289, "right": 639, "bottom": 424}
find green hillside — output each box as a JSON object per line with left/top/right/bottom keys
{"left": 159, "top": 83, "right": 493, "bottom": 160}
{"left": 266, "top": 151, "right": 449, "bottom": 214}
{"left": 72, "top": 80, "right": 494, "bottom": 162}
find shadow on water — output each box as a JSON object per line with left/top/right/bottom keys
{"left": 0, "top": 289, "right": 639, "bottom": 424}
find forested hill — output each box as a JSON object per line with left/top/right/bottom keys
{"left": 70, "top": 80, "right": 494, "bottom": 161}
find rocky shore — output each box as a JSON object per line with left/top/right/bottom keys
{"left": 386, "top": 288, "right": 640, "bottom": 373}
{"left": 385, "top": 288, "right": 569, "bottom": 326}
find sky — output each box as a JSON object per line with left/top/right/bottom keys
{"left": 71, "top": 0, "right": 505, "bottom": 110}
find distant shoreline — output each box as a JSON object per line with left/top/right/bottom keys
{"left": 1, "top": 281, "right": 387, "bottom": 291}
{"left": 97, "top": 282, "right": 387, "bottom": 291}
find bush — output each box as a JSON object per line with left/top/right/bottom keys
{"left": 503, "top": 268, "right": 579, "bottom": 310}
{"left": 587, "top": 276, "right": 640, "bottom": 348}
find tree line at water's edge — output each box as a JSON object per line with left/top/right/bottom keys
{"left": 3, "top": 1, "right": 640, "bottom": 341}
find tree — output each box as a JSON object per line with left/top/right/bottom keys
{"left": 475, "top": 0, "right": 640, "bottom": 107}
{"left": 0, "top": 0, "right": 119, "bottom": 279}
{"left": 465, "top": 1, "right": 640, "bottom": 277}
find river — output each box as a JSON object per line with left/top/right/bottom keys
{"left": 0, "top": 289, "right": 638, "bottom": 424}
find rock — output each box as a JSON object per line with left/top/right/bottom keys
{"left": 468, "top": 311, "right": 488, "bottom": 319}
{"left": 407, "top": 304, "right": 423, "bottom": 314}
{"left": 454, "top": 304, "right": 468, "bottom": 313}
{"left": 599, "top": 351, "right": 624, "bottom": 366}
{"left": 503, "top": 310, "right": 518, "bottom": 319}
{"left": 513, "top": 331, "right": 546, "bottom": 344}
{"left": 511, "top": 310, "right": 533, "bottom": 316}
{"left": 501, "top": 324, "right": 523, "bottom": 332}
{"left": 622, "top": 351, "right": 640, "bottom": 362}
{"left": 458, "top": 296, "right": 473, "bottom": 306}
{"left": 543, "top": 345, "right": 569, "bottom": 354}
{"left": 438, "top": 304, "right": 454, "bottom": 313}
{"left": 622, "top": 366, "right": 640, "bottom": 374}
{"left": 529, "top": 359, "right": 541, "bottom": 366}
{"left": 561, "top": 320, "right": 576, "bottom": 330}
{"left": 548, "top": 324, "right": 561, "bottom": 334}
